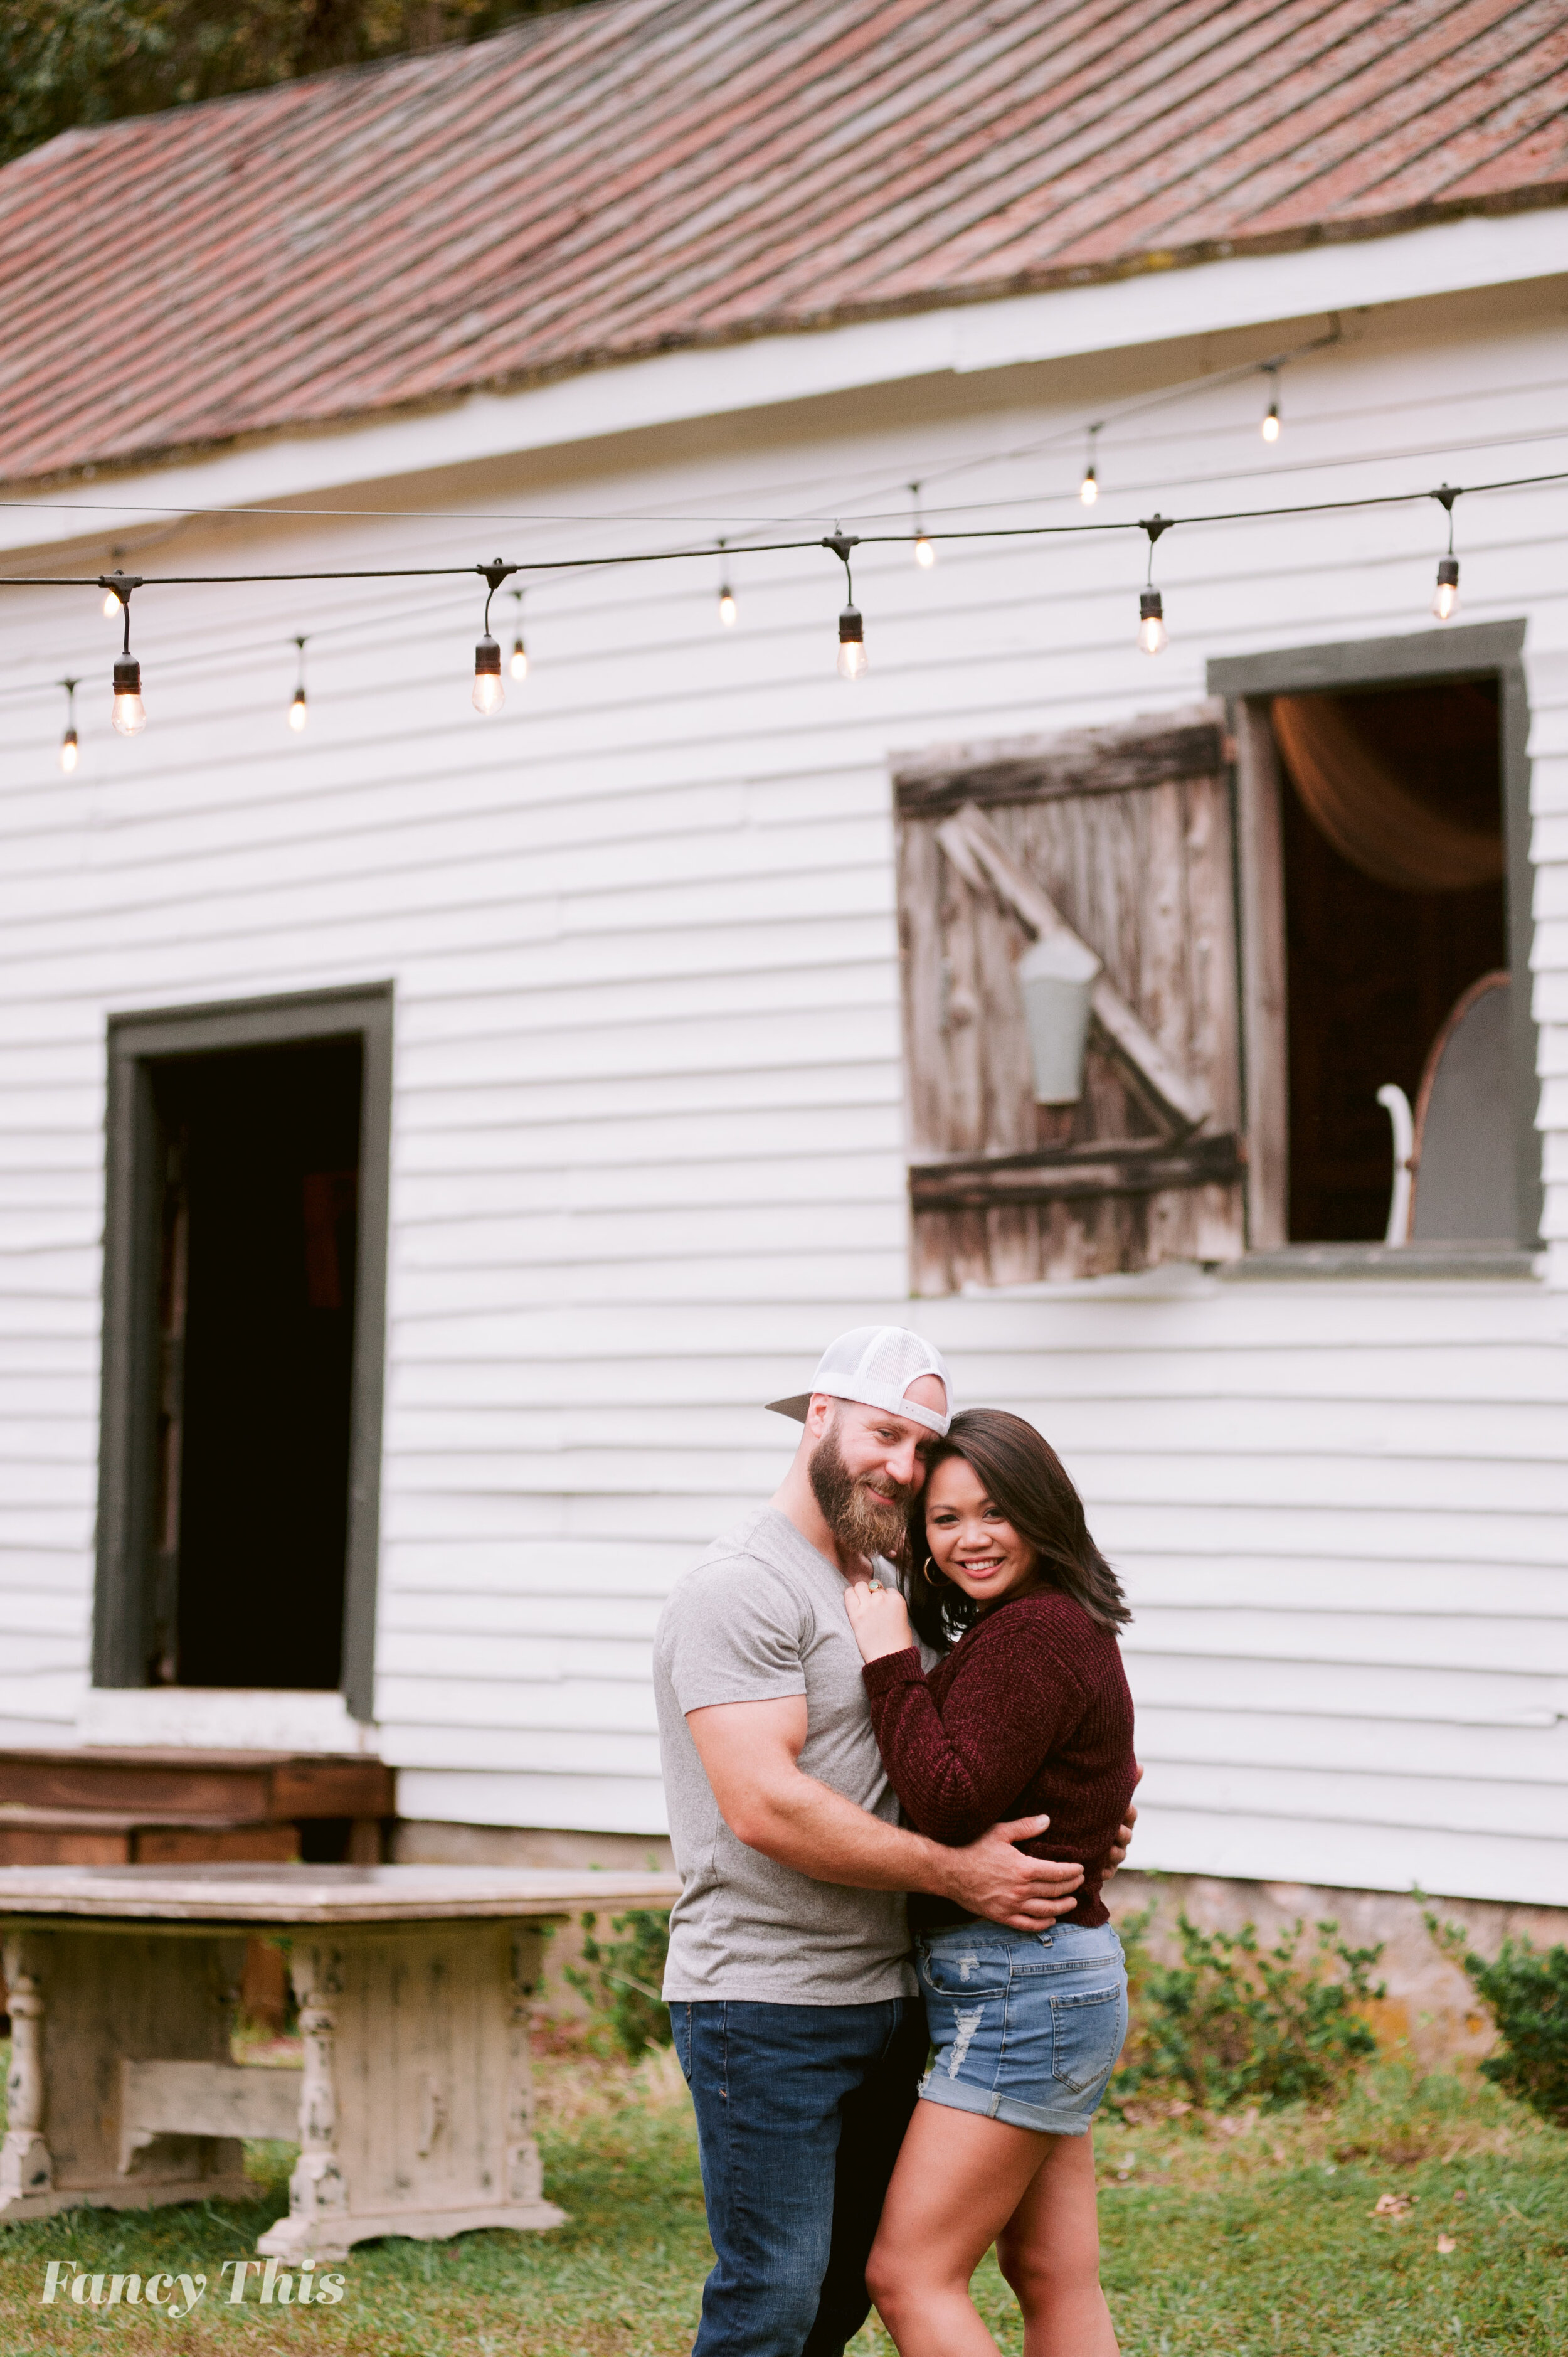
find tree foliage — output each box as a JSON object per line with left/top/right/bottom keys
{"left": 0, "top": 0, "right": 583, "bottom": 168}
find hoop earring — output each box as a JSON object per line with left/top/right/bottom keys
{"left": 921, "top": 1555, "right": 943, "bottom": 1587}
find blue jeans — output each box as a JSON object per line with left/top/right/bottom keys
{"left": 670, "top": 1998, "right": 926, "bottom": 2357}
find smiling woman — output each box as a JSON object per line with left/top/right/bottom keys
{"left": 842, "top": 1407, "right": 1140, "bottom": 2357}
{"left": 901, "top": 1411, "right": 1132, "bottom": 1656}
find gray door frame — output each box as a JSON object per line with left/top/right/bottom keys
{"left": 94, "top": 982, "right": 393, "bottom": 1721}
{"left": 1208, "top": 622, "right": 1540, "bottom": 1250}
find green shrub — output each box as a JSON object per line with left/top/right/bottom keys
{"left": 564, "top": 1907, "right": 672, "bottom": 2060}
{"left": 1111, "top": 1901, "right": 1383, "bottom": 2114}
{"left": 1429, "top": 1917, "right": 1568, "bottom": 2128}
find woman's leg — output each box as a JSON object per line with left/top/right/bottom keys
{"left": 864, "top": 2102, "right": 1051, "bottom": 2357}
{"left": 995, "top": 2129, "right": 1118, "bottom": 2357}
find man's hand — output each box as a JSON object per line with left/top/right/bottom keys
{"left": 844, "top": 1579, "right": 916, "bottom": 1664}
{"left": 1102, "top": 1764, "right": 1142, "bottom": 1876}
{"left": 940, "top": 1814, "right": 1083, "bottom": 1930}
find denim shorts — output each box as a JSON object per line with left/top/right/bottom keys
{"left": 915, "top": 1918, "right": 1128, "bottom": 2136}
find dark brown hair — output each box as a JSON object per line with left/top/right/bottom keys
{"left": 903, "top": 1408, "right": 1131, "bottom": 1651}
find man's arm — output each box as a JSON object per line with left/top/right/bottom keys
{"left": 686, "top": 1697, "right": 1084, "bottom": 1930}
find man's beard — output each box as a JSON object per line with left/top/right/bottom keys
{"left": 808, "top": 1417, "right": 914, "bottom": 1564}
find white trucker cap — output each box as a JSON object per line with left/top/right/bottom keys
{"left": 766, "top": 1324, "right": 954, "bottom": 1437}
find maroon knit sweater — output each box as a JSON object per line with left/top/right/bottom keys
{"left": 862, "top": 1589, "right": 1137, "bottom": 1931}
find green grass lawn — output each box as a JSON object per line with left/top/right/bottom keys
{"left": 2, "top": 2034, "right": 1564, "bottom": 2354}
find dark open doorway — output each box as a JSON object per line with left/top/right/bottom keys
{"left": 149, "top": 1038, "right": 361, "bottom": 1689}
{"left": 1274, "top": 678, "right": 1508, "bottom": 1242}
{"left": 97, "top": 986, "right": 391, "bottom": 1717}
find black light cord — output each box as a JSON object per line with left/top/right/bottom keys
{"left": 0, "top": 320, "right": 1352, "bottom": 545}
{"left": 823, "top": 529, "right": 858, "bottom": 604}
{"left": 1434, "top": 481, "right": 1460, "bottom": 554}
{"left": 1, "top": 464, "right": 1559, "bottom": 723}
{"left": 478, "top": 558, "right": 519, "bottom": 634}
{"left": 1, "top": 465, "right": 1560, "bottom": 594}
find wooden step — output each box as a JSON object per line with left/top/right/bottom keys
{"left": 0, "top": 1807, "right": 302, "bottom": 1867}
{"left": 0, "top": 1748, "right": 393, "bottom": 1822}
{"left": 0, "top": 1754, "right": 391, "bottom": 2030}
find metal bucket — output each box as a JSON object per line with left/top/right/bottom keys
{"left": 1017, "top": 931, "right": 1102, "bottom": 1104}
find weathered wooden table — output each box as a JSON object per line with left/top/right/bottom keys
{"left": 0, "top": 1861, "right": 678, "bottom": 2258}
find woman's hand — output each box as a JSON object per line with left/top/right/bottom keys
{"left": 844, "top": 1577, "right": 916, "bottom": 1663}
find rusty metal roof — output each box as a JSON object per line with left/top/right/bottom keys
{"left": 2, "top": 0, "right": 1565, "bottom": 487}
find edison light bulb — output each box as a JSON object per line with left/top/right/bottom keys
{"left": 1079, "top": 467, "right": 1098, "bottom": 507}
{"left": 719, "top": 585, "right": 738, "bottom": 627}
{"left": 1432, "top": 558, "right": 1459, "bottom": 622}
{"left": 472, "top": 634, "right": 504, "bottom": 713}
{"left": 1261, "top": 401, "right": 1281, "bottom": 443}
{"left": 1137, "top": 590, "right": 1168, "bottom": 656}
{"left": 289, "top": 687, "right": 308, "bottom": 733}
{"left": 914, "top": 533, "right": 935, "bottom": 568}
{"left": 837, "top": 606, "right": 867, "bottom": 679}
{"left": 60, "top": 728, "right": 78, "bottom": 773}
{"left": 103, "top": 588, "right": 121, "bottom": 619}
{"left": 509, "top": 635, "right": 529, "bottom": 680}
{"left": 111, "top": 656, "right": 146, "bottom": 734}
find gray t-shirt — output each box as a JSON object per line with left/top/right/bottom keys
{"left": 654, "top": 1504, "right": 918, "bottom": 2004}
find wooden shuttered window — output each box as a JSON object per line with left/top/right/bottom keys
{"left": 894, "top": 703, "right": 1246, "bottom": 1292}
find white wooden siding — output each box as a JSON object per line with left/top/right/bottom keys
{"left": 1, "top": 270, "right": 1565, "bottom": 1901}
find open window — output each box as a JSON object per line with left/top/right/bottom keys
{"left": 1214, "top": 622, "right": 1540, "bottom": 1258}
{"left": 95, "top": 986, "right": 392, "bottom": 1718}
{"left": 892, "top": 625, "right": 1540, "bottom": 1294}
{"left": 893, "top": 708, "right": 1246, "bottom": 1290}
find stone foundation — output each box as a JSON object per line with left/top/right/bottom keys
{"left": 393, "top": 1822, "right": 674, "bottom": 1875}
{"left": 1105, "top": 1870, "right": 1568, "bottom": 2070}
{"left": 391, "top": 1828, "right": 1567, "bottom": 2069}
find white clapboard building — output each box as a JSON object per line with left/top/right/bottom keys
{"left": 1, "top": 0, "right": 1565, "bottom": 1996}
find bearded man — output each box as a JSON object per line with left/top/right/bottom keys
{"left": 653, "top": 1327, "right": 1135, "bottom": 2357}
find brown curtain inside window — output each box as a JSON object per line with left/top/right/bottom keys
{"left": 1271, "top": 693, "right": 1504, "bottom": 893}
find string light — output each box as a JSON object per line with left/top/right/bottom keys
{"left": 58, "top": 678, "right": 79, "bottom": 772}
{"left": 472, "top": 641, "right": 503, "bottom": 712}
{"left": 717, "top": 540, "right": 738, "bottom": 626}
{"left": 1260, "top": 364, "right": 1281, "bottom": 443}
{"left": 911, "top": 483, "right": 936, "bottom": 567}
{"left": 7, "top": 467, "right": 1562, "bottom": 742}
{"left": 1433, "top": 556, "right": 1460, "bottom": 620}
{"left": 822, "top": 532, "right": 866, "bottom": 679}
{"left": 1137, "top": 516, "right": 1170, "bottom": 656}
{"left": 102, "top": 572, "right": 146, "bottom": 732}
{"left": 508, "top": 590, "right": 529, "bottom": 679}
{"left": 1079, "top": 428, "right": 1100, "bottom": 506}
{"left": 2, "top": 316, "right": 1348, "bottom": 550}
{"left": 1431, "top": 483, "right": 1461, "bottom": 620}
{"left": 472, "top": 558, "right": 517, "bottom": 714}
{"left": 288, "top": 635, "right": 308, "bottom": 731}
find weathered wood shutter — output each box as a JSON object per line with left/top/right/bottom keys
{"left": 894, "top": 703, "right": 1245, "bottom": 1292}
